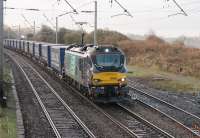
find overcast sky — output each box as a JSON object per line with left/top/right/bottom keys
{"left": 4, "top": 0, "right": 200, "bottom": 37}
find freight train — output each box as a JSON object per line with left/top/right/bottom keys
{"left": 4, "top": 39, "right": 130, "bottom": 103}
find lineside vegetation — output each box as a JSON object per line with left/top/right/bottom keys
{"left": 0, "top": 64, "right": 16, "bottom": 138}
{"left": 4, "top": 25, "right": 200, "bottom": 79}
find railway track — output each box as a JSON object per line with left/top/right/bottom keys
{"left": 122, "top": 99, "right": 199, "bottom": 137}
{"left": 7, "top": 52, "right": 95, "bottom": 138}
{"left": 7, "top": 49, "right": 175, "bottom": 138}
{"left": 7, "top": 49, "right": 200, "bottom": 137}
{"left": 100, "top": 103, "right": 174, "bottom": 138}
{"left": 6, "top": 50, "right": 139, "bottom": 137}
{"left": 128, "top": 79, "right": 200, "bottom": 137}
{"left": 59, "top": 78, "right": 173, "bottom": 138}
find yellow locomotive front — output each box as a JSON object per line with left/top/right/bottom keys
{"left": 88, "top": 46, "right": 129, "bottom": 103}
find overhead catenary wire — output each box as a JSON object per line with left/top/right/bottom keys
{"left": 43, "top": 13, "right": 56, "bottom": 29}
{"left": 77, "top": 1, "right": 94, "bottom": 9}
{"left": 5, "top": 0, "right": 199, "bottom": 35}
{"left": 126, "top": 0, "right": 200, "bottom": 14}
{"left": 5, "top": 7, "right": 67, "bottom": 12}
{"left": 21, "top": 14, "right": 33, "bottom": 28}
{"left": 69, "top": 14, "right": 85, "bottom": 30}
{"left": 172, "top": 0, "right": 188, "bottom": 16}
{"left": 4, "top": 0, "right": 200, "bottom": 15}
{"left": 69, "top": 14, "right": 77, "bottom": 25}
{"left": 5, "top": 7, "right": 40, "bottom": 11}
{"left": 62, "top": 0, "right": 78, "bottom": 14}
{"left": 2, "top": 0, "right": 198, "bottom": 42}
{"left": 110, "top": 0, "right": 133, "bottom": 18}
{"left": 167, "top": 0, "right": 188, "bottom": 17}
{"left": 6, "top": 0, "right": 197, "bottom": 15}
{"left": 21, "top": 14, "right": 37, "bottom": 36}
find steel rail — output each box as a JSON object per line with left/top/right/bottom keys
{"left": 58, "top": 80, "right": 139, "bottom": 138}
{"left": 128, "top": 79, "right": 200, "bottom": 121}
{"left": 128, "top": 79, "right": 200, "bottom": 137}
{"left": 9, "top": 55, "right": 62, "bottom": 138}
{"left": 34, "top": 68, "right": 177, "bottom": 138}
{"left": 27, "top": 57, "right": 138, "bottom": 138}
{"left": 7, "top": 49, "right": 188, "bottom": 138}
{"left": 8, "top": 52, "right": 96, "bottom": 138}
{"left": 7, "top": 49, "right": 137, "bottom": 138}
{"left": 136, "top": 99, "right": 200, "bottom": 137}
{"left": 26, "top": 62, "right": 96, "bottom": 138}
{"left": 117, "top": 103, "right": 175, "bottom": 138}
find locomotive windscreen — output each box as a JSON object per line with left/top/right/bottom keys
{"left": 93, "top": 54, "right": 125, "bottom": 72}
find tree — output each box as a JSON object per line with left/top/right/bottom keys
{"left": 86, "top": 29, "right": 129, "bottom": 45}
{"left": 4, "top": 26, "right": 18, "bottom": 39}
{"left": 35, "top": 25, "right": 55, "bottom": 43}
{"left": 64, "top": 30, "right": 83, "bottom": 44}
{"left": 26, "top": 33, "right": 34, "bottom": 40}
{"left": 58, "top": 28, "right": 71, "bottom": 44}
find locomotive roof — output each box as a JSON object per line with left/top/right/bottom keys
{"left": 51, "top": 45, "right": 70, "bottom": 49}
{"left": 67, "top": 44, "right": 122, "bottom": 55}
{"left": 41, "top": 43, "right": 67, "bottom": 47}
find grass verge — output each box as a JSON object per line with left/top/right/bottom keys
{"left": 127, "top": 65, "right": 200, "bottom": 94}
{"left": 0, "top": 64, "right": 16, "bottom": 138}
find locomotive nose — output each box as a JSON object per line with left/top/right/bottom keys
{"left": 92, "top": 72, "right": 127, "bottom": 86}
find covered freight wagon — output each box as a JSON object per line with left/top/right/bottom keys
{"left": 13, "top": 40, "right": 17, "bottom": 49}
{"left": 15, "top": 40, "right": 19, "bottom": 50}
{"left": 24, "top": 41, "right": 30, "bottom": 53}
{"left": 12, "top": 40, "right": 15, "bottom": 49}
{"left": 29, "top": 41, "right": 35, "bottom": 56}
{"left": 3, "top": 39, "right": 9, "bottom": 48}
{"left": 40, "top": 43, "right": 51, "bottom": 65}
{"left": 50, "top": 45, "right": 69, "bottom": 74}
{"left": 41, "top": 43, "right": 67, "bottom": 67}
{"left": 16, "top": 40, "right": 22, "bottom": 51}
{"left": 22, "top": 41, "right": 26, "bottom": 52}
{"left": 34, "top": 42, "right": 42, "bottom": 59}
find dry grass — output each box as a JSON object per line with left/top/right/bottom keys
{"left": 127, "top": 65, "right": 200, "bottom": 93}
{"left": 118, "top": 35, "right": 200, "bottom": 78}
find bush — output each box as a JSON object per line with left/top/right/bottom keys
{"left": 118, "top": 35, "right": 200, "bottom": 78}
{"left": 19, "top": 25, "right": 200, "bottom": 78}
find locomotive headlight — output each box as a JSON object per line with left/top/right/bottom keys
{"left": 105, "top": 48, "right": 109, "bottom": 53}
{"left": 93, "top": 79, "right": 101, "bottom": 83}
{"left": 121, "top": 78, "right": 125, "bottom": 82}
{"left": 118, "top": 78, "right": 127, "bottom": 87}
{"left": 119, "top": 78, "right": 126, "bottom": 82}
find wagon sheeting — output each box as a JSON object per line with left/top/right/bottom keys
{"left": 50, "top": 47, "right": 65, "bottom": 73}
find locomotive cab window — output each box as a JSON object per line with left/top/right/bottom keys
{"left": 92, "top": 54, "right": 125, "bottom": 72}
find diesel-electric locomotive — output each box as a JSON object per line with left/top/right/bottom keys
{"left": 64, "top": 45, "right": 129, "bottom": 103}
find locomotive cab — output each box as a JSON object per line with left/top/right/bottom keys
{"left": 88, "top": 46, "right": 130, "bottom": 103}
